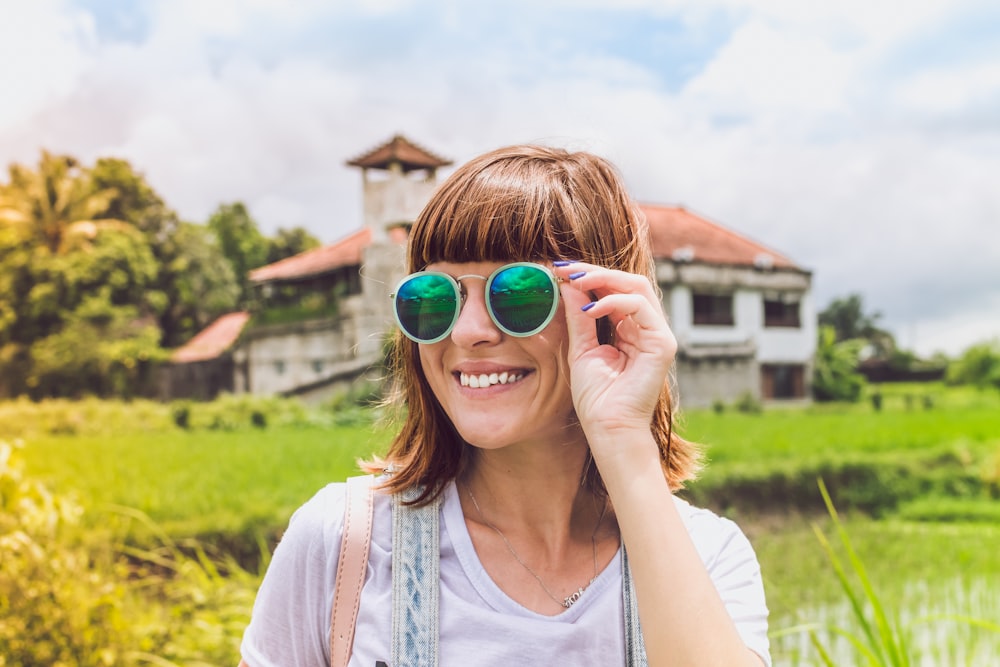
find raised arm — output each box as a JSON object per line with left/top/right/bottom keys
{"left": 555, "top": 262, "right": 765, "bottom": 667}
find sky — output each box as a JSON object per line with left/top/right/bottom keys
{"left": 2, "top": 0, "right": 999, "bottom": 356}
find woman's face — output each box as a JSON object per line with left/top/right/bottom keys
{"left": 416, "top": 261, "right": 580, "bottom": 452}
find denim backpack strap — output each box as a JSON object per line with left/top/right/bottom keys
{"left": 391, "top": 486, "right": 442, "bottom": 667}
{"left": 622, "top": 547, "right": 649, "bottom": 667}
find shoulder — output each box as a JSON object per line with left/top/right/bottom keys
{"left": 671, "top": 495, "right": 759, "bottom": 570}
{"left": 241, "top": 479, "right": 394, "bottom": 666}
{"left": 280, "top": 477, "right": 394, "bottom": 559}
{"left": 281, "top": 482, "right": 348, "bottom": 551}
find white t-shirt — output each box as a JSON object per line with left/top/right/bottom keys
{"left": 241, "top": 481, "right": 771, "bottom": 666}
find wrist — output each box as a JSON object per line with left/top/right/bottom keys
{"left": 585, "top": 426, "right": 661, "bottom": 473}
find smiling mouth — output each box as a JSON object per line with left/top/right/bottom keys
{"left": 458, "top": 371, "right": 525, "bottom": 388}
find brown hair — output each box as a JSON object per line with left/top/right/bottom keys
{"left": 363, "top": 145, "right": 701, "bottom": 502}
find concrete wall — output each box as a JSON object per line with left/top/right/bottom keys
{"left": 232, "top": 241, "right": 407, "bottom": 402}
{"left": 675, "top": 356, "right": 757, "bottom": 409}
{"left": 237, "top": 312, "right": 367, "bottom": 396}
{"left": 361, "top": 165, "right": 439, "bottom": 242}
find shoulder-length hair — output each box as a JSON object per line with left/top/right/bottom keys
{"left": 363, "top": 144, "right": 701, "bottom": 503}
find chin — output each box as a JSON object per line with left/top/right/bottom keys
{"left": 457, "top": 430, "right": 516, "bottom": 451}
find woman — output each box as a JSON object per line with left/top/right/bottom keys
{"left": 240, "top": 145, "right": 770, "bottom": 666}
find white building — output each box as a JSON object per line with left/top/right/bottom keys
{"left": 168, "top": 136, "right": 815, "bottom": 407}
{"left": 643, "top": 205, "right": 815, "bottom": 406}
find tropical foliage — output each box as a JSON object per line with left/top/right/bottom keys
{"left": 818, "top": 293, "right": 895, "bottom": 358}
{"left": 946, "top": 339, "right": 1000, "bottom": 391}
{"left": 812, "top": 325, "right": 867, "bottom": 402}
{"left": 0, "top": 150, "right": 319, "bottom": 399}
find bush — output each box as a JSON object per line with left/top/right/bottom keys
{"left": 813, "top": 325, "right": 867, "bottom": 402}
{"left": 947, "top": 339, "right": 1000, "bottom": 390}
{"left": 0, "top": 440, "right": 134, "bottom": 665}
{"left": 172, "top": 402, "right": 191, "bottom": 429}
{"left": 734, "top": 391, "right": 763, "bottom": 414}
{"left": 683, "top": 444, "right": 997, "bottom": 517}
{"left": 0, "top": 440, "right": 256, "bottom": 665}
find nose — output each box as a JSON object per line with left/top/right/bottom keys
{"left": 450, "top": 283, "right": 502, "bottom": 347}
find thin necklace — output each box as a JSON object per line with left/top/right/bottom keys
{"left": 464, "top": 483, "right": 609, "bottom": 609}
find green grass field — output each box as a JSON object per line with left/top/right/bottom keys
{"left": 8, "top": 385, "right": 1000, "bottom": 665}
{"left": 679, "top": 383, "right": 1000, "bottom": 464}
{"left": 21, "top": 424, "right": 391, "bottom": 541}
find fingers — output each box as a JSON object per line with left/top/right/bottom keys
{"left": 553, "top": 262, "right": 666, "bottom": 327}
{"left": 554, "top": 262, "right": 675, "bottom": 356}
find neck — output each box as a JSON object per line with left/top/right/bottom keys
{"left": 460, "top": 439, "right": 605, "bottom": 546}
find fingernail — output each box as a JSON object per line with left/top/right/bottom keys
{"left": 568, "top": 271, "right": 586, "bottom": 280}
{"left": 553, "top": 260, "right": 575, "bottom": 267}
{"left": 581, "top": 302, "right": 596, "bottom": 312}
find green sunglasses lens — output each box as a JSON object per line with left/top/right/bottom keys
{"left": 395, "top": 273, "right": 458, "bottom": 342}
{"left": 488, "top": 264, "right": 558, "bottom": 336}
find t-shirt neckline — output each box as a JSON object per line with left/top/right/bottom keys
{"left": 441, "top": 480, "right": 622, "bottom": 621}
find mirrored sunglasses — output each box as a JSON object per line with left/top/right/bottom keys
{"left": 391, "top": 262, "right": 560, "bottom": 344}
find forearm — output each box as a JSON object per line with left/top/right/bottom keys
{"left": 596, "top": 431, "right": 763, "bottom": 667}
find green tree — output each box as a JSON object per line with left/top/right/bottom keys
{"left": 946, "top": 339, "right": 1000, "bottom": 391}
{"left": 818, "top": 293, "right": 896, "bottom": 358}
{"left": 0, "top": 151, "right": 130, "bottom": 254}
{"left": 157, "top": 222, "right": 240, "bottom": 348}
{"left": 207, "top": 202, "right": 268, "bottom": 306}
{"left": 813, "top": 325, "right": 867, "bottom": 402}
{"left": 266, "top": 225, "right": 321, "bottom": 264}
{"left": 0, "top": 152, "right": 166, "bottom": 398}
{"left": 88, "top": 158, "right": 239, "bottom": 347}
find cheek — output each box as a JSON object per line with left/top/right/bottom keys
{"left": 417, "top": 345, "right": 449, "bottom": 393}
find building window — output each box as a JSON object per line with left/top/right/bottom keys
{"left": 761, "top": 364, "right": 805, "bottom": 399}
{"left": 764, "top": 295, "right": 801, "bottom": 328}
{"left": 274, "top": 360, "right": 285, "bottom": 375}
{"left": 692, "top": 292, "right": 734, "bottom": 326}
{"left": 312, "top": 360, "right": 324, "bottom": 374}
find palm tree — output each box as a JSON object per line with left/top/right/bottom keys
{"left": 0, "top": 151, "right": 127, "bottom": 254}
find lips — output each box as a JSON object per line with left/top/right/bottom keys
{"left": 458, "top": 370, "right": 526, "bottom": 388}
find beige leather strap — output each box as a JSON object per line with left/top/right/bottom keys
{"left": 330, "top": 474, "right": 375, "bottom": 667}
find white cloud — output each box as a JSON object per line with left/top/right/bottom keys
{"left": 681, "top": 19, "right": 857, "bottom": 117}
{"left": 892, "top": 61, "right": 1000, "bottom": 116}
{"left": 0, "top": 2, "right": 96, "bottom": 128}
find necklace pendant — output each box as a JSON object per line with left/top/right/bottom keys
{"left": 563, "top": 587, "right": 585, "bottom": 608}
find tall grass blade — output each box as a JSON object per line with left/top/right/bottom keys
{"left": 808, "top": 629, "right": 838, "bottom": 667}
{"left": 810, "top": 522, "right": 884, "bottom": 661}
{"left": 815, "top": 478, "right": 912, "bottom": 666}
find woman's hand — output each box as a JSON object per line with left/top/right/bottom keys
{"left": 553, "top": 262, "right": 676, "bottom": 448}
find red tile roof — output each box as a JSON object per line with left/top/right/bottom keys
{"left": 171, "top": 311, "right": 250, "bottom": 363}
{"left": 249, "top": 227, "right": 372, "bottom": 284}
{"left": 641, "top": 204, "right": 800, "bottom": 270}
{"left": 346, "top": 134, "right": 452, "bottom": 171}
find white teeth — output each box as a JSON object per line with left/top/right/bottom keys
{"left": 459, "top": 371, "right": 523, "bottom": 388}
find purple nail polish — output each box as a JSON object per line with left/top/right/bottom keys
{"left": 581, "top": 302, "right": 596, "bottom": 312}
{"left": 568, "top": 271, "right": 586, "bottom": 280}
{"left": 553, "top": 260, "right": 574, "bottom": 267}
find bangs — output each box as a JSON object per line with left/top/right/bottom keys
{"left": 407, "top": 153, "right": 580, "bottom": 270}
